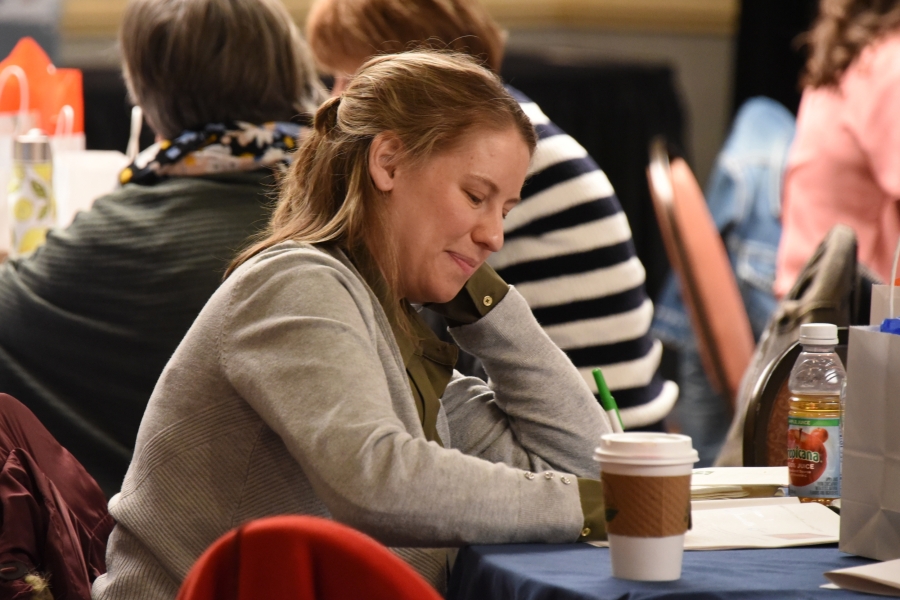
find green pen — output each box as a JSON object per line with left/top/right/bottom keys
{"left": 592, "top": 368, "right": 624, "bottom": 433}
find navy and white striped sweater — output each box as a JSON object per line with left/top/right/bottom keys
{"left": 496, "top": 86, "right": 678, "bottom": 428}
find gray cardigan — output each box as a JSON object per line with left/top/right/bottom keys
{"left": 92, "top": 242, "right": 611, "bottom": 599}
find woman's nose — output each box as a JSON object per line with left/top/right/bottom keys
{"left": 473, "top": 210, "right": 504, "bottom": 253}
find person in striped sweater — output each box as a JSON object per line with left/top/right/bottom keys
{"left": 306, "top": 0, "right": 678, "bottom": 430}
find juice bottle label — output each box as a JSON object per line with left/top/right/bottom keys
{"left": 787, "top": 417, "right": 841, "bottom": 498}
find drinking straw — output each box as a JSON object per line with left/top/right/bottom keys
{"left": 593, "top": 368, "right": 624, "bottom": 433}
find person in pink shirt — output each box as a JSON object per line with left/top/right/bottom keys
{"left": 776, "top": 0, "right": 900, "bottom": 296}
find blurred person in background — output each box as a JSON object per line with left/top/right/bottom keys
{"left": 93, "top": 51, "right": 611, "bottom": 599}
{"left": 653, "top": 98, "right": 796, "bottom": 466}
{"left": 776, "top": 0, "right": 900, "bottom": 295}
{"left": 306, "top": 0, "right": 678, "bottom": 431}
{"left": 0, "top": 0, "right": 325, "bottom": 496}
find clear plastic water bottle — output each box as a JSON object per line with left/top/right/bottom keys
{"left": 8, "top": 128, "right": 55, "bottom": 258}
{"left": 787, "top": 323, "right": 845, "bottom": 505}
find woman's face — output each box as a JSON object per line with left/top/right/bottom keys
{"left": 369, "top": 126, "right": 531, "bottom": 304}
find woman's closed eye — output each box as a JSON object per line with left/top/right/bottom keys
{"left": 466, "top": 191, "right": 484, "bottom": 205}
{"left": 503, "top": 198, "right": 521, "bottom": 219}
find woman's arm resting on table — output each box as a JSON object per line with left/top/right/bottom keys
{"left": 432, "top": 265, "right": 613, "bottom": 478}
{"left": 443, "top": 290, "right": 613, "bottom": 477}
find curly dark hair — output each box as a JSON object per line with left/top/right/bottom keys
{"left": 802, "top": 0, "right": 900, "bottom": 87}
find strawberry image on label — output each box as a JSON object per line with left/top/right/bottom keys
{"left": 787, "top": 418, "right": 841, "bottom": 499}
{"left": 788, "top": 427, "right": 828, "bottom": 486}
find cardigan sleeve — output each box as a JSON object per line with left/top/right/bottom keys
{"left": 218, "top": 249, "right": 590, "bottom": 547}
{"left": 441, "top": 286, "right": 613, "bottom": 478}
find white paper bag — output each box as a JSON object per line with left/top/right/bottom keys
{"left": 0, "top": 64, "right": 34, "bottom": 254}
{"left": 840, "top": 324, "right": 900, "bottom": 561}
{"left": 49, "top": 103, "right": 126, "bottom": 227}
{"left": 870, "top": 284, "right": 893, "bottom": 325}
{"left": 53, "top": 150, "right": 127, "bottom": 227}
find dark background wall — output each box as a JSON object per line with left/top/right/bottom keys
{"left": 733, "top": 0, "right": 819, "bottom": 116}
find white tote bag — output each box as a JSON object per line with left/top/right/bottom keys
{"left": 51, "top": 104, "right": 127, "bottom": 227}
{"left": 840, "top": 242, "right": 900, "bottom": 561}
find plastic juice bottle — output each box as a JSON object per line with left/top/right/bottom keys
{"left": 787, "top": 323, "right": 845, "bottom": 505}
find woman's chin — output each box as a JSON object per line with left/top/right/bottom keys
{"left": 417, "top": 283, "right": 466, "bottom": 305}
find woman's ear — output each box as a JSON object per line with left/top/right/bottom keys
{"left": 369, "top": 132, "right": 403, "bottom": 192}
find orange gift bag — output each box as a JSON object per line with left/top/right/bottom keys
{"left": 0, "top": 37, "right": 83, "bottom": 136}
{"left": 0, "top": 37, "right": 85, "bottom": 252}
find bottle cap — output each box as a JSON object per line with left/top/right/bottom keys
{"left": 799, "top": 323, "right": 838, "bottom": 346}
{"left": 13, "top": 128, "right": 51, "bottom": 162}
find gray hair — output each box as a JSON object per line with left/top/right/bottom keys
{"left": 120, "top": 0, "right": 326, "bottom": 138}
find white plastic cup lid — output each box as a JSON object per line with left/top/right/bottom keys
{"left": 799, "top": 323, "right": 838, "bottom": 346}
{"left": 593, "top": 432, "right": 699, "bottom": 466}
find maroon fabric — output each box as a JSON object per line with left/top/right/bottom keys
{"left": 0, "top": 393, "right": 114, "bottom": 599}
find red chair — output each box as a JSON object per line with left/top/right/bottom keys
{"left": 647, "top": 139, "right": 755, "bottom": 410}
{"left": 176, "top": 515, "right": 442, "bottom": 600}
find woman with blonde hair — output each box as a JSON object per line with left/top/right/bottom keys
{"left": 776, "top": 0, "right": 900, "bottom": 295}
{"left": 306, "top": 0, "right": 679, "bottom": 434}
{"left": 93, "top": 51, "right": 611, "bottom": 599}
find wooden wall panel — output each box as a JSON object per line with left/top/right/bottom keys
{"left": 62, "top": 0, "right": 738, "bottom": 38}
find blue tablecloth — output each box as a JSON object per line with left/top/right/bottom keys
{"left": 447, "top": 544, "right": 877, "bottom": 599}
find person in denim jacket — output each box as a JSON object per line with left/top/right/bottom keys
{"left": 652, "top": 97, "right": 796, "bottom": 465}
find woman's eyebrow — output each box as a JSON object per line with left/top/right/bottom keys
{"left": 469, "top": 174, "right": 499, "bottom": 194}
{"left": 470, "top": 174, "right": 520, "bottom": 203}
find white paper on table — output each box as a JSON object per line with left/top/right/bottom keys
{"left": 692, "top": 496, "right": 799, "bottom": 511}
{"left": 691, "top": 466, "right": 789, "bottom": 500}
{"left": 823, "top": 558, "right": 900, "bottom": 597}
{"left": 685, "top": 502, "right": 839, "bottom": 550}
{"left": 691, "top": 467, "right": 789, "bottom": 487}
{"left": 691, "top": 484, "right": 751, "bottom": 499}
{"left": 588, "top": 501, "right": 838, "bottom": 550}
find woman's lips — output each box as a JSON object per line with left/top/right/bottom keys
{"left": 448, "top": 251, "right": 478, "bottom": 276}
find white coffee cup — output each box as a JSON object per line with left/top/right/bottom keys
{"left": 593, "top": 432, "right": 698, "bottom": 581}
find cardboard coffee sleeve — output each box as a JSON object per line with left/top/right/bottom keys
{"left": 601, "top": 473, "right": 692, "bottom": 537}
